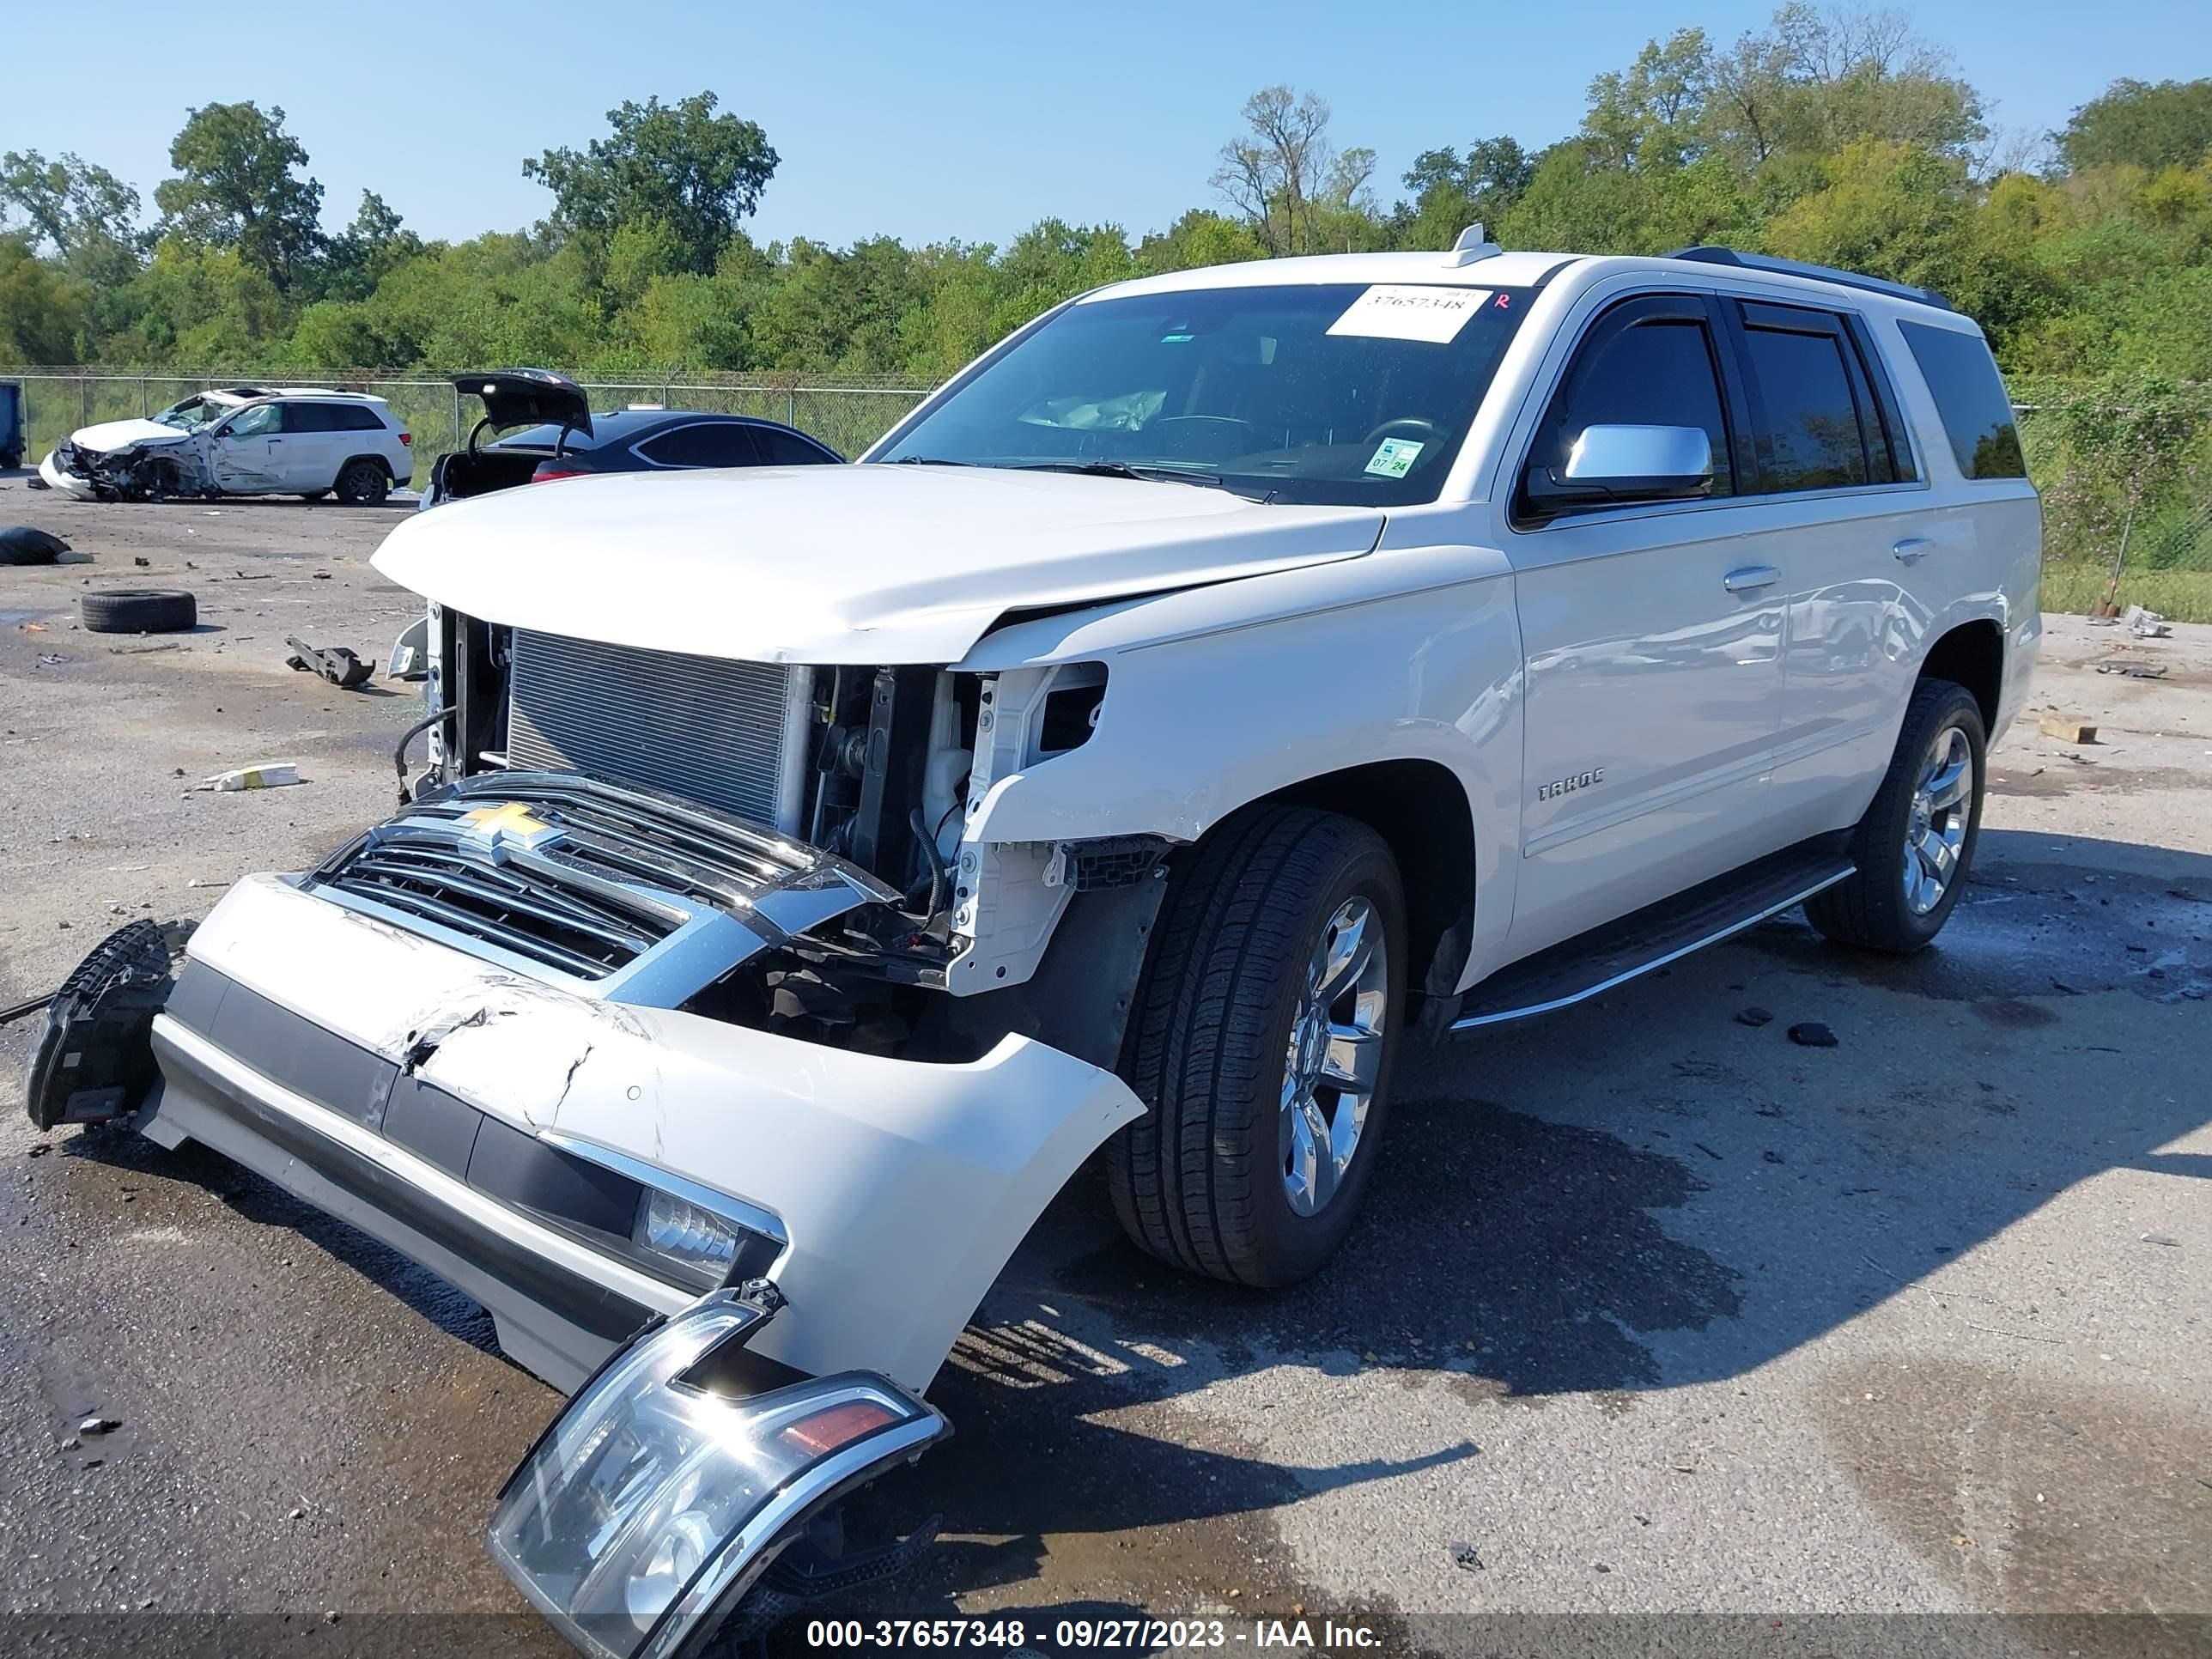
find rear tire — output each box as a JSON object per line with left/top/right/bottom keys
{"left": 1108, "top": 805, "right": 1406, "bottom": 1287}
{"left": 333, "top": 459, "right": 389, "bottom": 505}
{"left": 1806, "top": 678, "right": 1986, "bottom": 952}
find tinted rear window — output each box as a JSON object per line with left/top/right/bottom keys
{"left": 1741, "top": 325, "right": 1869, "bottom": 491}
{"left": 1898, "top": 322, "right": 2026, "bottom": 479}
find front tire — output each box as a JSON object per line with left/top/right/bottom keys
{"left": 1108, "top": 805, "right": 1406, "bottom": 1287}
{"left": 1806, "top": 678, "right": 1987, "bottom": 952}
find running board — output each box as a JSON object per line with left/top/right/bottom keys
{"left": 1451, "top": 839, "right": 1854, "bottom": 1032}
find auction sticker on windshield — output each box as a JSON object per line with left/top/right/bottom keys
{"left": 1328, "top": 285, "right": 1492, "bottom": 344}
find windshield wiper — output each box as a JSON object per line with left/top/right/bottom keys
{"left": 886, "top": 454, "right": 974, "bottom": 465}
{"left": 1015, "top": 460, "right": 1274, "bottom": 502}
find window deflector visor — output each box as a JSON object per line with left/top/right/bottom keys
{"left": 488, "top": 1287, "right": 948, "bottom": 1659}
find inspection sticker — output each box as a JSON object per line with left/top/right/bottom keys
{"left": 1327, "top": 285, "right": 1491, "bottom": 344}
{"left": 1364, "top": 437, "right": 1425, "bottom": 477}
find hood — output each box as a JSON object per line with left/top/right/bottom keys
{"left": 371, "top": 463, "right": 1385, "bottom": 665}
{"left": 68, "top": 417, "right": 193, "bottom": 453}
{"left": 455, "top": 368, "right": 592, "bottom": 437}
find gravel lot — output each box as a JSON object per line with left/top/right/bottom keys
{"left": 2, "top": 483, "right": 2207, "bottom": 1657}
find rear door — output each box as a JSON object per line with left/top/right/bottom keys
{"left": 1716, "top": 297, "right": 1929, "bottom": 844}
{"left": 276, "top": 403, "right": 351, "bottom": 489}
{"left": 1500, "top": 290, "right": 1785, "bottom": 958}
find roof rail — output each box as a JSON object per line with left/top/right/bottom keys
{"left": 1664, "top": 246, "right": 1952, "bottom": 311}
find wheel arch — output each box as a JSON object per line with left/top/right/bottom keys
{"left": 1248, "top": 758, "right": 1477, "bottom": 1009}
{"left": 1918, "top": 618, "right": 2003, "bottom": 730}
{"left": 336, "top": 451, "right": 395, "bottom": 483}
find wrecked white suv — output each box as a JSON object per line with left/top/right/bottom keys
{"left": 30, "top": 238, "right": 2039, "bottom": 1655}
{"left": 39, "top": 385, "right": 411, "bottom": 503}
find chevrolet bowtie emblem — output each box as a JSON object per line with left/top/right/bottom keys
{"left": 459, "top": 800, "right": 563, "bottom": 849}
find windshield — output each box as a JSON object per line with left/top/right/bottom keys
{"left": 876, "top": 281, "right": 1531, "bottom": 506}
{"left": 153, "top": 397, "right": 228, "bottom": 433}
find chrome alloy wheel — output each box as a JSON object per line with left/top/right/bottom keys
{"left": 1904, "top": 725, "right": 1973, "bottom": 915}
{"left": 1279, "top": 896, "right": 1389, "bottom": 1217}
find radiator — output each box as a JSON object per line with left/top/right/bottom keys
{"left": 505, "top": 629, "right": 812, "bottom": 833}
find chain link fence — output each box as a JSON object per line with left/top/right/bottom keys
{"left": 9, "top": 368, "right": 2209, "bottom": 622}
{"left": 0, "top": 369, "right": 935, "bottom": 489}
{"left": 2016, "top": 388, "right": 2212, "bottom": 623}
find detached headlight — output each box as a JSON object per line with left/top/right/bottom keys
{"left": 489, "top": 1288, "right": 947, "bottom": 1659}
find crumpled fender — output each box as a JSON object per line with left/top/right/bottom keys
{"left": 175, "top": 874, "right": 1146, "bottom": 1391}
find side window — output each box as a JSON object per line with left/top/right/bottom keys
{"left": 1735, "top": 309, "right": 1870, "bottom": 491}
{"left": 332, "top": 403, "right": 387, "bottom": 431}
{"left": 1897, "top": 321, "right": 2027, "bottom": 480}
{"left": 757, "top": 428, "right": 837, "bottom": 465}
{"left": 283, "top": 404, "right": 338, "bottom": 433}
{"left": 1533, "top": 302, "right": 1735, "bottom": 503}
{"left": 638, "top": 422, "right": 761, "bottom": 468}
{"left": 222, "top": 404, "right": 281, "bottom": 440}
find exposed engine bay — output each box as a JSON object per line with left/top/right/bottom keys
{"left": 46, "top": 434, "right": 213, "bottom": 501}
{"left": 358, "top": 605, "right": 1170, "bottom": 1069}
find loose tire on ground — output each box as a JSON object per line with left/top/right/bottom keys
{"left": 81, "top": 587, "right": 198, "bottom": 634}
{"left": 1108, "top": 804, "right": 1407, "bottom": 1287}
{"left": 332, "top": 459, "right": 390, "bottom": 505}
{"left": 1806, "top": 677, "right": 1988, "bottom": 952}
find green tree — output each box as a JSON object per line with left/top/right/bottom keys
{"left": 0, "top": 234, "right": 88, "bottom": 362}
{"left": 1212, "top": 87, "right": 1373, "bottom": 256}
{"left": 2055, "top": 78, "right": 2212, "bottom": 173}
{"left": 525, "top": 93, "right": 778, "bottom": 276}
{"left": 154, "top": 102, "right": 326, "bottom": 291}
{"left": 1391, "top": 138, "right": 1536, "bottom": 250}
{"left": 319, "top": 190, "right": 422, "bottom": 304}
{"left": 0, "top": 149, "right": 144, "bottom": 259}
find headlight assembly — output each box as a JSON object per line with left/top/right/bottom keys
{"left": 489, "top": 1285, "right": 947, "bottom": 1659}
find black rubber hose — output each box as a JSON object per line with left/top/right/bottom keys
{"left": 909, "top": 807, "right": 950, "bottom": 920}
{"left": 394, "top": 704, "right": 459, "bottom": 800}
{"left": 1, "top": 991, "right": 54, "bottom": 1026}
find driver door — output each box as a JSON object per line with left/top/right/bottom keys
{"left": 1501, "top": 291, "right": 1787, "bottom": 959}
{"left": 210, "top": 403, "right": 284, "bottom": 492}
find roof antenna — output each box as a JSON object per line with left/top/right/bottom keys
{"left": 1446, "top": 222, "right": 1501, "bottom": 267}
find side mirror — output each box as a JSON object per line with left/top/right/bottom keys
{"left": 387, "top": 616, "right": 431, "bottom": 682}
{"left": 1525, "top": 424, "right": 1713, "bottom": 514}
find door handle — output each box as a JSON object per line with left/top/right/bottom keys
{"left": 1892, "top": 536, "right": 1932, "bottom": 562}
{"left": 1723, "top": 565, "right": 1779, "bottom": 593}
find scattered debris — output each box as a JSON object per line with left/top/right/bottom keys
{"left": 1788, "top": 1022, "right": 1838, "bottom": 1048}
{"left": 1735, "top": 1006, "right": 1773, "bottom": 1027}
{"left": 26, "top": 1144, "right": 49, "bottom": 1158}
{"left": 2096, "top": 659, "right": 2167, "bottom": 678}
{"left": 2039, "top": 714, "right": 2099, "bottom": 744}
{"left": 0, "top": 525, "right": 70, "bottom": 565}
{"left": 81, "top": 588, "right": 198, "bottom": 635}
{"left": 200, "top": 762, "right": 301, "bottom": 792}
{"left": 59, "top": 1437, "right": 79, "bottom": 1451}
{"left": 1448, "top": 1540, "right": 1482, "bottom": 1571}
{"left": 2141, "top": 1233, "right": 2179, "bottom": 1248}
{"left": 2124, "top": 604, "right": 2172, "bottom": 639}
{"left": 76, "top": 1417, "right": 119, "bottom": 1437}
{"left": 132, "top": 556, "right": 149, "bottom": 567}
{"left": 284, "top": 635, "right": 375, "bottom": 690}
{"left": 1692, "top": 1141, "right": 1723, "bottom": 1161}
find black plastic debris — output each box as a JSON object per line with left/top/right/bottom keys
{"left": 285, "top": 635, "right": 374, "bottom": 690}
{"left": 0, "top": 525, "right": 69, "bottom": 565}
{"left": 1735, "top": 1006, "right": 1774, "bottom": 1026}
{"left": 1788, "top": 1021, "right": 1839, "bottom": 1048}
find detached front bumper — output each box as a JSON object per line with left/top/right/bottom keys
{"left": 145, "top": 872, "right": 1145, "bottom": 1395}
{"left": 37, "top": 447, "right": 98, "bottom": 501}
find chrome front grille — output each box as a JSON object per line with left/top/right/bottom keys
{"left": 506, "top": 629, "right": 810, "bottom": 831}
{"left": 309, "top": 772, "right": 898, "bottom": 1004}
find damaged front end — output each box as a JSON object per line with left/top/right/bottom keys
{"left": 40, "top": 435, "right": 209, "bottom": 502}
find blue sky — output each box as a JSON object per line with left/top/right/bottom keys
{"left": 7, "top": 2, "right": 2207, "bottom": 252}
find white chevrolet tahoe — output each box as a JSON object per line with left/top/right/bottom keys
{"left": 27, "top": 236, "right": 2039, "bottom": 1656}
